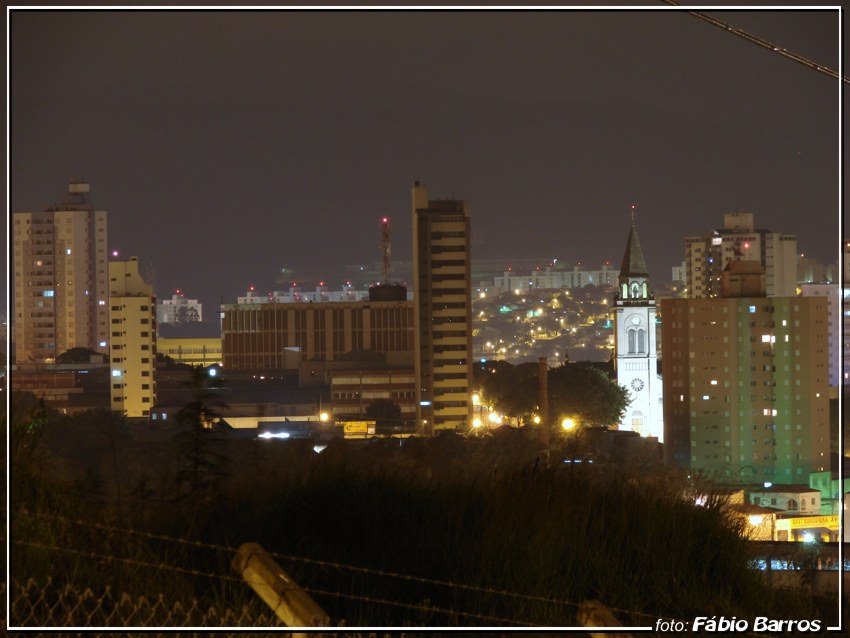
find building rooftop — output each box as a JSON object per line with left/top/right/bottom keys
{"left": 748, "top": 484, "right": 820, "bottom": 494}
{"left": 728, "top": 503, "right": 784, "bottom": 516}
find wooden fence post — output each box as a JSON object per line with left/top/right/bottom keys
{"left": 577, "top": 600, "right": 633, "bottom": 638}
{"left": 232, "top": 542, "right": 330, "bottom": 628}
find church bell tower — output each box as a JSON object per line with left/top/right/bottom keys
{"left": 612, "top": 207, "right": 663, "bottom": 440}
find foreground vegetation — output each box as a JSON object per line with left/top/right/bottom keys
{"left": 7, "top": 391, "right": 840, "bottom": 627}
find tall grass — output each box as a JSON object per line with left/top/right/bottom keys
{"left": 9, "top": 400, "right": 835, "bottom": 627}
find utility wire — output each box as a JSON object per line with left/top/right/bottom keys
{"left": 14, "top": 511, "right": 663, "bottom": 621}
{"left": 661, "top": 0, "right": 848, "bottom": 84}
{"left": 16, "top": 510, "right": 582, "bottom": 609}
{"left": 15, "top": 511, "right": 781, "bottom": 632}
{"left": 11, "top": 540, "right": 534, "bottom": 627}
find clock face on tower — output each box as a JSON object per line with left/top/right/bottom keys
{"left": 630, "top": 378, "right": 645, "bottom": 391}
{"left": 630, "top": 315, "right": 641, "bottom": 326}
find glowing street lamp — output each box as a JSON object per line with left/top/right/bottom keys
{"left": 319, "top": 411, "right": 330, "bottom": 423}
{"left": 561, "top": 417, "right": 576, "bottom": 431}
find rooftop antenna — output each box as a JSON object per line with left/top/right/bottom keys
{"left": 379, "top": 216, "right": 391, "bottom": 284}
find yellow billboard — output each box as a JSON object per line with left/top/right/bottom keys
{"left": 343, "top": 421, "right": 376, "bottom": 436}
{"left": 787, "top": 515, "right": 838, "bottom": 530}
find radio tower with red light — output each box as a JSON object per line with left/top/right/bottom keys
{"left": 380, "top": 216, "right": 391, "bottom": 284}
{"left": 368, "top": 216, "right": 407, "bottom": 303}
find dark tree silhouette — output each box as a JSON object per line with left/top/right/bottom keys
{"left": 473, "top": 360, "right": 629, "bottom": 427}
{"left": 174, "top": 367, "right": 229, "bottom": 500}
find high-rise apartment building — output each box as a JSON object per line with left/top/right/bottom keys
{"left": 685, "top": 212, "right": 796, "bottom": 299}
{"left": 109, "top": 257, "right": 156, "bottom": 417}
{"left": 157, "top": 292, "right": 203, "bottom": 325}
{"left": 12, "top": 181, "right": 109, "bottom": 363}
{"left": 799, "top": 283, "right": 840, "bottom": 389}
{"left": 412, "top": 181, "right": 473, "bottom": 434}
{"left": 612, "top": 216, "right": 663, "bottom": 440}
{"left": 662, "top": 265, "right": 830, "bottom": 482}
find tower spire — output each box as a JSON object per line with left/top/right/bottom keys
{"left": 619, "top": 216, "right": 649, "bottom": 281}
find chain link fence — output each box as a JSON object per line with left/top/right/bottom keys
{"left": 6, "top": 578, "right": 282, "bottom": 629}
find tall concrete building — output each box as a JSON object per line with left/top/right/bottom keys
{"left": 12, "top": 181, "right": 109, "bottom": 363}
{"left": 612, "top": 215, "right": 663, "bottom": 441}
{"left": 412, "top": 181, "right": 473, "bottom": 434}
{"left": 109, "top": 257, "right": 156, "bottom": 417}
{"left": 684, "top": 212, "right": 796, "bottom": 299}
{"left": 799, "top": 283, "right": 840, "bottom": 389}
{"left": 662, "top": 264, "right": 830, "bottom": 482}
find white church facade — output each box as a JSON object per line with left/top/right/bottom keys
{"left": 612, "top": 214, "right": 664, "bottom": 441}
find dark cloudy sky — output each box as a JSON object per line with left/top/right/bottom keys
{"left": 9, "top": 6, "right": 843, "bottom": 311}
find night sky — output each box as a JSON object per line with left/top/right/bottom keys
{"left": 9, "top": 7, "right": 843, "bottom": 312}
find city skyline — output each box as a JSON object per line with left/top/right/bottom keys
{"left": 9, "top": 7, "right": 842, "bottom": 313}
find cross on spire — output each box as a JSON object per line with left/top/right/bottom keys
{"left": 630, "top": 204, "right": 637, "bottom": 224}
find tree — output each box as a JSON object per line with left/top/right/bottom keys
{"left": 174, "top": 367, "right": 229, "bottom": 500}
{"left": 473, "top": 360, "right": 538, "bottom": 423}
{"left": 472, "top": 361, "right": 629, "bottom": 428}
{"left": 547, "top": 362, "right": 630, "bottom": 427}
{"left": 9, "top": 391, "right": 56, "bottom": 509}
